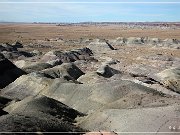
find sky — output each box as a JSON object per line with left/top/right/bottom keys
{"left": 0, "top": 0, "right": 180, "bottom": 22}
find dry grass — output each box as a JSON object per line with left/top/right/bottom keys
{"left": 106, "top": 45, "right": 180, "bottom": 66}
{"left": 0, "top": 24, "right": 180, "bottom": 44}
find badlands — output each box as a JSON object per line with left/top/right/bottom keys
{"left": 0, "top": 23, "right": 180, "bottom": 134}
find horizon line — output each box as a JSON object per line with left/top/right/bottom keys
{"left": 1, "top": 21, "right": 180, "bottom": 23}
{"left": 1, "top": 2, "right": 180, "bottom": 4}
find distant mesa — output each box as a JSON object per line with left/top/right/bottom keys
{"left": 108, "top": 37, "right": 180, "bottom": 47}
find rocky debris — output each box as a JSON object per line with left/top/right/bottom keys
{"left": 12, "top": 41, "right": 23, "bottom": 48}
{"left": 1, "top": 96, "right": 85, "bottom": 133}
{"left": 30, "top": 50, "right": 42, "bottom": 56}
{"left": 42, "top": 63, "right": 84, "bottom": 80}
{"left": 156, "top": 67, "right": 180, "bottom": 93}
{"left": 22, "top": 62, "right": 53, "bottom": 73}
{"left": 0, "top": 43, "right": 18, "bottom": 52}
{"left": 46, "top": 59, "right": 63, "bottom": 66}
{"left": 0, "top": 43, "right": 33, "bottom": 59}
{"left": 0, "top": 53, "right": 25, "bottom": 89}
{"left": 1, "top": 50, "right": 32, "bottom": 59}
{"left": 96, "top": 65, "right": 121, "bottom": 78}
{"left": 41, "top": 47, "right": 94, "bottom": 64}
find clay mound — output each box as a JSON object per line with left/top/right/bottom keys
{"left": 78, "top": 105, "right": 180, "bottom": 133}
{"left": 12, "top": 41, "right": 23, "bottom": 48}
{"left": 125, "top": 64, "right": 160, "bottom": 77}
{"left": 41, "top": 47, "right": 94, "bottom": 65}
{"left": 126, "top": 37, "right": 144, "bottom": 45}
{"left": 108, "top": 37, "right": 127, "bottom": 46}
{"left": 4, "top": 96, "right": 85, "bottom": 121}
{"left": 163, "top": 38, "right": 179, "bottom": 45}
{"left": 137, "top": 54, "right": 174, "bottom": 61}
{"left": 160, "top": 38, "right": 180, "bottom": 49}
{"left": 77, "top": 72, "right": 108, "bottom": 84}
{"left": 1, "top": 51, "right": 32, "bottom": 59}
{"left": 0, "top": 74, "right": 53, "bottom": 100}
{"left": 79, "top": 38, "right": 93, "bottom": 44}
{"left": 96, "top": 65, "right": 121, "bottom": 78}
{"left": 14, "top": 60, "right": 34, "bottom": 68}
{"left": 145, "top": 37, "right": 162, "bottom": 45}
{"left": 0, "top": 53, "right": 25, "bottom": 88}
{"left": 88, "top": 41, "right": 115, "bottom": 53}
{"left": 42, "top": 63, "right": 84, "bottom": 80}
{"left": 22, "top": 62, "right": 53, "bottom": 73}
{"left": 1, "top": 63, "right": 84, "bottom": 100}
{"left": 1, "top": 96, "right": 85, "bottom": 133}
{"left": 42, "top": 79, "right": 178, "bottom": 114}
{"left": 84, "top": 131, "right": 117, "bottom": 135}
{"left": 156, "top": 67, "right": 180, "bottom": 93}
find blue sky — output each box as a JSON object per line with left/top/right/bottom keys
{"left": 0, "top": 0, "right": 180, "bottom": 22}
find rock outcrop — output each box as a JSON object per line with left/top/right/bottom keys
{"left": 96, "top": 65, "right": 121, "bottom": 78}
{"left": 156, "top": 67, "right": 180, "bottom": 93}
{"left": 0, "top": 43, "right": 32, "bottom": 59}
{"left": 41, "top": 47, "right": 94, "bottom": 64}
{"left": 42, "top": 63, "right": 84, "bottom": 80}
{"left": 0, "top": 53, "right": 25, "bottom": 89}
{"left": 22, "top": 62, "right": 53, "bottom": 73}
